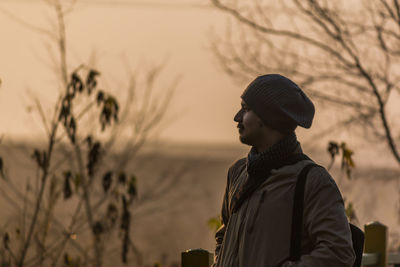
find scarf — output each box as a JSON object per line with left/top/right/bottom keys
{"left": 231, "top": 132, "right": 309, "bottom": 213}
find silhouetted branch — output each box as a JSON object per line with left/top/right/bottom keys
{"left": 211, "top": 0, "right": 400, "bottom": 164}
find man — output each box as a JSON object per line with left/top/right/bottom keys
{"left": 212, "top": 74, "right": 355, "bottom": 267}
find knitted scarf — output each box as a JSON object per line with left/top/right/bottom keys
{"left": 231, "top": 132, "right": 309, "bottom": 213}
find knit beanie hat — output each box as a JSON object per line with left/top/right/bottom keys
{"left": 241, "top": 74, "right": 315, "bottom": 134}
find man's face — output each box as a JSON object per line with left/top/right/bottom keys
{"left": 234, "top": 100, "right": 266, "bottom": 146}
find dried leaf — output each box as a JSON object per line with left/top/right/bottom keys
{"left": 102, "top": 171, "right": 113, "bottom": 193}
{"left": 58, "top": 99, "right": 70, "bottom": 124}
{"left": 92, "top": 221, "right": 103, "bottom": 236}
{"left": 99, "top": 96, "right": 119, "bottom": 131}
{"left": 86, "top": 69, "right": 100, "bottom": 95}
{"left": 96, "top": 91, "right": 104, "bottom": 106}
{"left": 128, "top": 175, "right": 137, "bottom": 199}
{"left": 327, "top": 141, "right": 339, "bottom": 159}
{"left": 340, "top": 142, "right": 355, "bottom": 179}
{"left": 68, "top": 117, "right": 77, "bottom": 144}
{"left": 64, "top": 171, "right": 73, "bottom": 199}
{"left": 71, "top": 72, "right": 84, "bottom": 93}
{"left": 87, "top": 141, "right": 101, "bottom": 177}
{"left": 118, "top": 172, "right": 126, "bottom": 185}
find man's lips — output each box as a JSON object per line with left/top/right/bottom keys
{"left": 237, "top": 124, "right": 244, "bottom": 133}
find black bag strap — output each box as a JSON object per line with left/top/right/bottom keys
{"left": 350, "top": 223, "right": 364, "bottom": 267}
{"left": 289, "top": 163, "right": 320, "bottom": 261}
{"left": 287, "top": 163, "right": 365, "bottom": 267}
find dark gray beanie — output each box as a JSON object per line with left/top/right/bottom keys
{"left": 241, "top": 74, "right": 315, "bottom": 133}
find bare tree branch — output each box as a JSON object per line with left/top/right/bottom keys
{"left": 0, "top": 6, "right": 56, "bottom": 40}
{"left": 211, "top": 0, "right": 400, "bottom": 165}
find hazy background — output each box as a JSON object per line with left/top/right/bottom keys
{"left": 0, "top": 0, "right": 243, "bottom": 145}
{"left": 0, "top": 0, "right": 400, "bottom": 266}
{"left": 0, "top": 0, "right": 381, "bottom": 147}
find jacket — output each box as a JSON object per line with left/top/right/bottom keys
{"left": 213, "top": 155, "right": 356, "bottom": 267}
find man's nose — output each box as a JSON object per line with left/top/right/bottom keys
{"left": 234, "top": 109, "right": 243, "bottom": 122}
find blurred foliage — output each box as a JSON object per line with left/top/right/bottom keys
{"left": 56, "top": 68, "right": 136, "bottom": 265}
{"left": 59, "top": 68, "right": 119, "bottom": 144}
{"left": 0, "top": 67, "right": 140, "bottom": 267}
{"left": 344, "top": 198, "right": 358, "bottom": 225}
{"left": 0, "top": 0, "right": 178, "bottom": 265}
{"left": 327, "top": 141, "right": 355, "bottom": 179}
{"left": 63, "top": 253, "right": 82, "bottom": 267}
{"left": 328, "top": 141, "right": 358, "bottom": 223}
{"left": 208, "top": 216, "right": 222, "bottom": 233}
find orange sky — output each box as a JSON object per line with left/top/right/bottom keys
{"left": 0, "top": 0, "right": 254, "bottom": 145}
{"left": 1, "top": 0, "right": 385, "bottom": 149}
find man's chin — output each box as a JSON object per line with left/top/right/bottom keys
{"left": 239, "top": 135, "right": 252, "bottom": 146}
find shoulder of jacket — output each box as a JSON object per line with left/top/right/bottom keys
{"left": 229, "top": 157, "right": 246, "bottom": 172}
{"left": 230, "top": 157, "right": 247, "bottom": 168}
{"left": 305, "top": 165, "right": 342, "bottom": 198}
{"left": 306, "top": 165, "right": 336, "bottom": 186}
{"left": 227, "top": 157, "right": 247, "bottom": 182}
